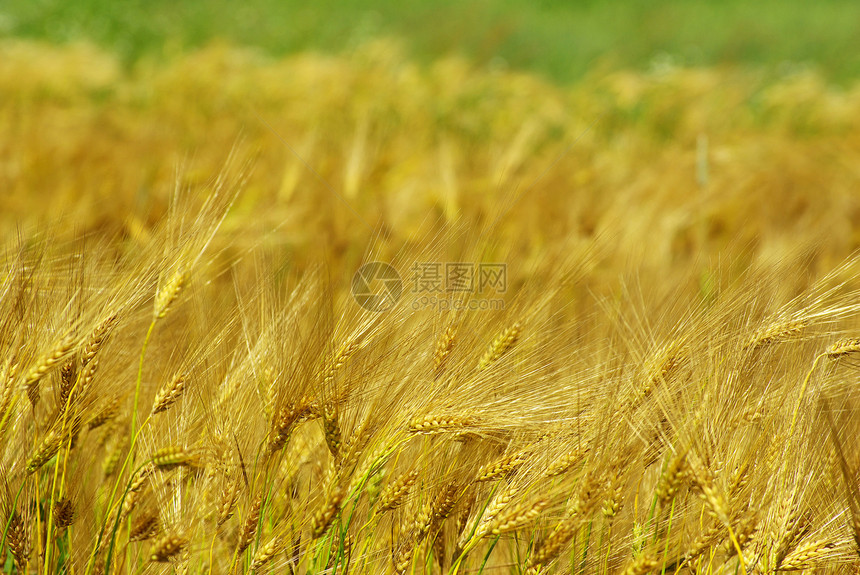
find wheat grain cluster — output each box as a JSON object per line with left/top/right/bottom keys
{"left": 2, "top": 40, "right": 860, "bottom": 575}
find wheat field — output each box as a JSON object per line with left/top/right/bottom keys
{"left": 3, "top": 39, "right": 860, "bottom": 575}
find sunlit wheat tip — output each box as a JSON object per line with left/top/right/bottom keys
{"left": 25, "top": 331, "right": 76, "bottom": 405}
{"left": 26, "top": 429, "right": 61, "bottom": 473}
{"left": 434, "top": 324, "right": 456, "bottom": 378}
{"left": 475, "top": 449, "right": 530, "bottom": 482}
{"left": 526, "top": 516, "right": 576, "bottom": 572}
{"left": 657, "top": 454, "right": 687, "bottom": 508}
{"left": 745, "top": 318, "right": 806, "bottom": 351}
{"left": 378, "top": 470, "right": 419, "bottom": 512}
{"left": 83, "top": 312, "right": 118, "bottom": 366}
{"left": 64, "top": 356, "right": 98, "bottom": 409}
{"left": 122, "top": 466, "right": 152, "bottom": 518}
{"left": 773, "top": 502, "right": 811, "bottom": 566}
{"left": 474, "top": 482, "right": 521, "bottom": 540}
{"left": 724, "top": 512, "right": 759, "bottom": 556}
{"left": 486, "top": 497, "right": 549, "bottom": 537}
{"left": 0, "top": 361, "right": 18, "bottom": 429}
{"left": 477, "top": 322, "right": 521, "bottom": 371}
{"left": 545, "top": 443, "right": 591, "bottom": 477}
{"left": 267, "top": 396, "right": 314, "bottom": 454}
{"left": 695, "top": 469, "right": 730, "bottom": 525}
{"left": 602, "top": 484, "right": 623, "bottom": 519}
{"left": 321, "top": 339, "right": 360, "bottom": 386}
{"left": 251, "top": 535, "right": 284, "bottom": 572}
{"left": 312, "top": 488, "right": 345, "bottom": 538}
{"left": 238, "top": 494, "right": 263, "bottom": 552}
{"left": 637, "top": 340, "right": 686, "bottom": 402}
{"left": 683, "top": 522, "right": 725, "bottom": 564}
{"left": 151, "top": 445, "right": 195, "bottom": 470}
{"left": 825, "top": 338, "right": 860, "bottom": 359}
{"left": 322, "top": 402, "right": 342, "bottom": 458}
{"left": 408, "top": 414, "right": 475, "bottom": 434}
{"left": 154, "top": 268, "right": 185, "bottom": 319}
{"left": 217, "top": 474, "right": 242, "bottom": 527}
{"left": 778, "top": 539, "right": 836, "bottom": 571}
{"left": 393, "top": 540, "right": 414, "bottom": 575}
{"left": 152, "top": 372, "right": 187, "bottom": 415}
{"left": 621, "top": 553, "right": 659, "bottom": 575}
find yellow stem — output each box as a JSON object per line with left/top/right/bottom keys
{"left": 131, "top": 319, "right": 157, "bottom": 446}
{"left": 725, "top": 522, "right": 748, "bottom": 575}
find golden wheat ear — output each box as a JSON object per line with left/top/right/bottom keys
{"left": 477, "top": 322, "right": 521, "bottom": 371}
{"left": 150, "top": 532, "right": 187, "bottom": 562}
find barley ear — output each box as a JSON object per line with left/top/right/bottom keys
{"left": 83, "top": 313, "right": 118, "bottom": 366}
{"left": 151, "top": 372, "right": 187, "bottom": 415}
{"left": 477, "top": 322, "right": 521, "bottom": 371}
{"left": 237, "top": 494, "right": 263, "bottom": 553}
{"left": 250, "top": 535, "right": 284, "bottom": 572}
{"left": 6, "top": 512, "right": 30, "bottom": 572}
{"left": 312, "top": 487, "right": 345, "bottom": 539}
{"left": 434, "top": 324, "right": 456, "bottom": 379}
{"left": 322, "top": 402, "right": 342, "bottom": 459}
{"left": 378, "top": 470, "right": 419, "bottom": 512}
{"left": 151, "top": 446, "right": 195, "bottom": 470}
{"left": 825, "top": 338, "right": 860, "bottom": 360}
{"left": 154, "top": 269, "right": 185, "bottom": 320}
{"left": 25, "top": 332, "right": 76, "bottom": 406}
{"left": 150, "top": 533, "right": 187, "bottom": 562}
{"left": 53, "top": 497, "right": 75, "bottom": 529}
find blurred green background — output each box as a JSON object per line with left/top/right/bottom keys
{"left": 1, "top": 0, "right": 859, "bottom": 84}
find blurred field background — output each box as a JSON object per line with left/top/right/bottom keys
{"left": 2, "top": 0, "right": 860, "bottom": 287}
